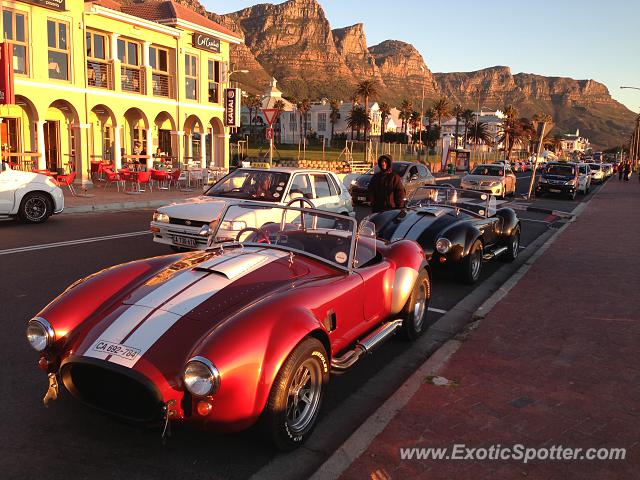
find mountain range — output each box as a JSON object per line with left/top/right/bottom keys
{"left": 173, "top": 0, "right": 635, "bottom": 148}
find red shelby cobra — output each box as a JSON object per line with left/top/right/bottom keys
{"left": 27, "top": 203, "right": 430, "bottom": 449}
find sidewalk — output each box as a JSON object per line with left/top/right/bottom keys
{"left": 61, "top": 182, "right": 197, "bottom": 214}
{"left": 328, "top": 179, "right": 640, "bottom": 479}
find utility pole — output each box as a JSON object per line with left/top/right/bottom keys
{"left": 527, "top": 120, "right": 548, "bottom": 200}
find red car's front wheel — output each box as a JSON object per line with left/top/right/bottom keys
{"left": 263, "top": 337, "right": 329, "bottom": 450}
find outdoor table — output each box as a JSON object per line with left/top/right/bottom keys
{"left": 124, "top": 171, "right": 142, "bottom": 195}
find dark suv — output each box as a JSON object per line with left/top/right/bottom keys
{"left": 535, "top": 162, "right": 578, "bottom": 200}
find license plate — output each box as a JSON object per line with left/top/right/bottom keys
{"left": 93, "top": 340, "right": 140, "bottom": 360}
{"left": 357, "top": 196, "right": 366, "bottom": 201}
{"left": 174, "top": 235, "right": 196, "bottom": 247}
{"left": 549, "top": 188, "right": 561, "bottom": 193}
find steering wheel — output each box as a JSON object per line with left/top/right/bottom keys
{"left": 286, "top": 197, "right": 315, "bottom": 209}
{"left": 235, "top": 227, "right": 271, "bottom": 244}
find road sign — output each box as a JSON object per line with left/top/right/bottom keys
{"left": 261, "top": 108, "right": 280, "bottom": 126}
{"left": 266, "top": 128, "right": 274, "bottom": 140}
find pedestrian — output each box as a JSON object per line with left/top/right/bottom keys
{"left": 623, "top": 162, "right": 631, "bottom": 181}
{"left": 618, "top": 162, "right": 624, "bottom": 180}
{"left": 367, "top": 154, "right": 406, "bottom": 213}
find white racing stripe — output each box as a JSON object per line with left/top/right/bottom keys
{"left": 0, "top": 231, "right": 149, "bottom": 256}
{"left": 84, "top": 247, "right": 288, "bottom": 367}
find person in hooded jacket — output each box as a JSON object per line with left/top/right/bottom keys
{"left": 367, "top": 154, "right": 406, "bottom": 213}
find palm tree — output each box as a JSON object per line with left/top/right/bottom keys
{"left": 297, "top": 98, "right": 311, "bottom": 141}
{"left": 432, "top": 97, "right": 450, "bottom": 154}
{"left": 346, "top": 106, "right": 368, "bottom": 140}
{"left": 329, "top": 99, "right": 341, "bottom": 144}
{"left": 410, "top": 111, "right": 421, "bottom": 134}
{"left": 354, "top": 80, "right": 379, "bottom": 161}
{"left": 467, "top": 121, "right": 493, "bottom": 146}
{"left": 378, "top": 101, "right": 391, "bottom": 136}
{"left": 500, "top": 105, "right": 518, "bottom": 160}
{"left": 462, "top": 109, "right": 475, "bottom": 147}
{"left": 399, "top": 99, "right": 413, "bottom": 135}
{"left": 452, "top": 104, "right": 464, "bottom": 149}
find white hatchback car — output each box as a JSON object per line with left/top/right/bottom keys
{"left": 150, "top": 167, "right": 355, "bottom": 250}
{"left": 0, "top": 163, "right": 64, "bottom": 223}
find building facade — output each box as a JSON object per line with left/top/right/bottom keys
{"left": 560, "top": 129, "right": 590, "bottom": 153}
{"left": 0, "top": 0, "right": 241, "bottom": 186}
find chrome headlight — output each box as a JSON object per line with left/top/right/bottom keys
{"left": 26, "top": 317, "right": 55, "bottom": 352}
{"left": 538, "top": 177, "right": 548, "bottom": 184}
{"left": 350, "top": 179, "right": 357, "bottom": 186}
{"left": 566, "top": 179, "right": 576, "bottom": 186}
{"left": 183, "top": 356, "right": 220, "bottom": 397}
{"left": 435, "top": 238, "right": 452, "bottom": 254}
{"left": 153, "top": 211, "right": 170, "bottom": 223}
{"left": 219, "top": 220, "right": 246, "bottom": 231}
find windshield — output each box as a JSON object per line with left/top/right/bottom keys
{"left": 545, "top": 164, "right": 575, "bottom": 176}
{"left": 206, "top": 169, "right": 291, "bottom": 201}
{"left": 365, "top": 163, "right": 409, "bottom": 177}
{"left": 408, "top": 186, "right": 493, "bottom": 217}
{"left": 471, "top": 165, "right": 504, "bottom": 176}
{"left": 589, "top": 164, "right": 601, "bottom": 170}
{"left": 211, "top": 203, "right": 367, "bottom": 269}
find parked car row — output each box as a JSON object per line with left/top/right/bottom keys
{"left": 535, "top": 160, "right": 611, "bottom": 200}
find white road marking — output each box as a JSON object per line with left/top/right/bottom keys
{"left": 0, "top": 231, "right": 150, "bottom": 256}
{"left": 520, "top": 218, "right": 553, "bottom": 224}
{"left": 428, "top": 307, "right": 447, "bottom": 314}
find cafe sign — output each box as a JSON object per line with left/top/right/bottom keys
{"left": 192, "top": 33, "right": 221, "bottom": 53}
{"left": 224, "top": 88, "right": 241, "bottom": 127}
{"left": 22, "top": 0, "right": 66, "bottom": 11}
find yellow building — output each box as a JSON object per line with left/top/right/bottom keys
{"left": 0, "top": 0, "right": 242, "bottom": 186}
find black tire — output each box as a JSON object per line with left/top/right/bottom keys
{"left": 262, "top": 337, "right": 329, "bottom": 451}
{"left": 399, "top": 269, "right": 431, "bottom": 340}
{"left": 568, "top": 190, "right": 576, "bottom": 200}
{"left": 18, "top": 192, "right": 52, "bottom": 223}
{"left": 460, "top": 239, "right": 483, "bottom": 284}
{"left": 501, "top": 226, "right": 520, "bottom": 262}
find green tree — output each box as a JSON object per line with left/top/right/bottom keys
{"left": 329, "top": 99, "right": 341, "bottom": 144}
{"left": 462, "top": 109, "right": 475, "bottom": 147}
{"left": 467, "top": 121, "right": 493, "bottom": 146}
{"left": 297, "top": 98, "right": 311, "bottom": 141}
{"left": 347, "top": 106, "right": 369, "bottom": 140}
{"left": 399, "top": 99, "right": 413, "bottom": 135}
{"left": 378, "top": 101, "right": 391, "bottom": 135}
{"left": 355, "top": 80, "right": 379, "bottom": 160}
{"left": 500, "top": 105, "right": 518, "bottom": 160}
{"left": 246, "top": 94, "right": 262, "bottom": 126}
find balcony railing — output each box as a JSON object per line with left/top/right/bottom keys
{"left": 152, "top": 72, "right": 171, "bottom": 98}
{"left": 87, "top": 60, "right": 111, "bottom": 89}
{"left": 121, "top": 66, "right": 143, "bottom": 94}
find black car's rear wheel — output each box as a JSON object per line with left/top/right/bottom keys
{"left": 263, "top": 337, "right": 328, "bottom": 451}
{"left": 399, "top": 269, "right": 431, "bottom": 340}
{"left": 460, "top": 239, "right": 483, "bottom": 284}
{"left": 501, "top": 226, "right": 520, "bottom": 262}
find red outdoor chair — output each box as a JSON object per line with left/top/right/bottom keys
{"left": 150, "top": 169, "right": 169, "bottom": 189}
{"left": 135, "top": 170, "right": 152, "bottom": 192}
{"left": 56, "top": 171, "right": 77, "bottom": 196}
{"left": 168, "top": 169, "right": 181, "bottom": 189}
{"left": 104, "top": 169, "right": 124, "bottom": 191}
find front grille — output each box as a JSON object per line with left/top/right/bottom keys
{"left": 61, "top": 359, "right": 164, "bottom": 422}
{"left": 169, "top": 218, "right": 209, "bottom": 228}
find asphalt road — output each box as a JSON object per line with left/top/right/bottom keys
{"left": 0, "top": 172, "right": 609, "bottom": 479}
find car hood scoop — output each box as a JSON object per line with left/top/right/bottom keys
{"left": 193, "top": 250, "right": 285, "bottom": 279}
{"left": 415, "top": 206, "right": 447, "bottom": 217}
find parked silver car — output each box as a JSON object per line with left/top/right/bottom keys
{"left": 150, "top": 168, "right": 355, "bottom": 250}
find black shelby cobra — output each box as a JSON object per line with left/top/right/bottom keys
{"left": 366, "top": 186, "right": 521, "bottom": 283}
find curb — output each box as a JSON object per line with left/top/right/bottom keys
{"left": 509, "top": 202, "right": 574, "bottom": 219}
{"left": 306, "top": 185, "right": 597, "bottom": 480}
{"left": 61, "top": 198, "right": 187, "bottom": 215}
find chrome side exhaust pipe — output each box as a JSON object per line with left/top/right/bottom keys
{"left": 331, "top": 319, "right": 403, "bottom": 373}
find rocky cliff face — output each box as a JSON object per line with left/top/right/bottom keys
{"left": 368, "top": 40, "right": 438, "bottom": 104}
{"left": 170, "top": 0, "right": 633, "bottom": 147}
{"left": 332, "top": 23, "right": 382, "bottom": 83}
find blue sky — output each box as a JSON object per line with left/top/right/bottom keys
{"left": 202, "top": 0, "right": 640, "bottom": 112}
